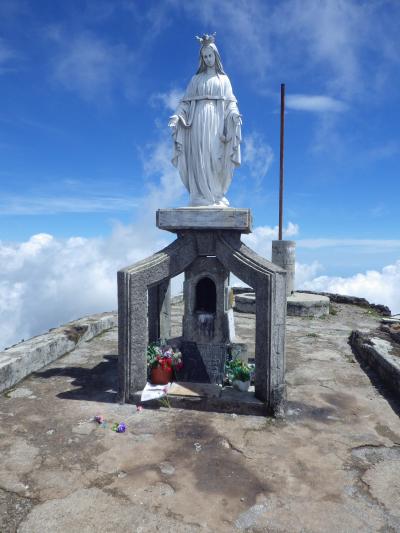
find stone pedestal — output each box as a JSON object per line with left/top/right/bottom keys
{"left": 272, "top": 240, "right": 296, "bottom": 295}
{"left": 234, "top": 290, "right": 330, "bottom": 318}
{"left": 118, "top": 207, "right": 287, "bottom": 416}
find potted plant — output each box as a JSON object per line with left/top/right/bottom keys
{"left": 225, "top": 358, "right": 251, "bottom": 392}
{"left": 147, "top": 343, "right": 183, "bottom": 385}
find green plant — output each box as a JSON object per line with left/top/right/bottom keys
{"left": 158, "top": 396, "right": 171, "bottom": 408}
{"left": 225, "top": 359, "right": 251, "bottom": 383}
{"left": 329, "top": 304, "right": 338, "bottom": 316}
{"left": 364, "top": 308, "right": 380, "bottom": 318}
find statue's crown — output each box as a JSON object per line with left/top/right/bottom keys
{"left": 196, "top": 33, "right": 216, "bottom": 47}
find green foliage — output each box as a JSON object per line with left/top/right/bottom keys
{"left": 329, "top": 304, "right": 338, "bottom": 316}
{"left": 225, "top": 358, "right": 251, "bottom": 382}
{"left": 364, "top": 308, "right": 380, "bottom": 318}
{"left": 158, "top": 396, "right": 171, "bottom": 408}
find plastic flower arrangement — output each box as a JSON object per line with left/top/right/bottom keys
{"left": 147, "top": 343, "right": 183, "bottom": 372}
{"left": 225, "top": 358, "right": 251, "bottom": 383}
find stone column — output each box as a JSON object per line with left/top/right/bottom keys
{"left": 148, "top": 280, "right": 171, "bottom": 343}
{"left": 272, "top": 240, "right": 296, "bottom": 296}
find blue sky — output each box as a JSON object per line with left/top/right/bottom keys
{"left": 1, "top": 0, "right": 400, "bottom": 348}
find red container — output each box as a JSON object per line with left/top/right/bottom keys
{"left": 151, "top": 366, "right": 173, "bottom": 385}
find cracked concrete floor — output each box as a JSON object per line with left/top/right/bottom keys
{"left": 1, "top": 302, "right": 400, "bottom": 532}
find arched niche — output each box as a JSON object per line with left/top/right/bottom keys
{"left": 195, "top": 276, "right": 217, "bottom": 313}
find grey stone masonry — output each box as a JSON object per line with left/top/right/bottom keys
{"left": 0, "top": 312, "right": 117, "bottom": 394}
{"left": 182, "top": 256, "right": 230, "bottom": 344}
{"left": 148, "top": 280, "right": 171, "bottom": 343}
{"left": 118, "top": 208, "right": 287, "bottom": 416}
{"left": 272, "top": 240, "right": 296, "bottom": 295}
{"left": 157, "top": 207, "right": 252, "bottom": 233}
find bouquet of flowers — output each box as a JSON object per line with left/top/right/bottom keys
{"left": 147, "top": 343, "right": 183, "bottom": 372}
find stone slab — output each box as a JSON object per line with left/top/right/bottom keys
{"left": 220, "top": 385, "right": 264, "bottom": 407}
{"left": 130, "top": 382, "right": 266, "bottom": 415}
{"left": 0, "top": 312, "right": 117, "bottom": 393}
{"left": 178, "top": 342, "right": 228, "bottom": 385}
{"left": 168, "top": 382, "right": 222, "bottom": 398}
{"left": 350, "top": 330, "right": 400, "bottom": 396}
{"left": 156, "top": 207, "right": 252, "bottom": 233}
{"left": 234, "top": 292, "right": 256, "bottom": 314}
{"left": 234, "top": 291, "right": 330, "bottom": 318}
{"left": 287, "top": 292, "right": 330, "bottom": 317}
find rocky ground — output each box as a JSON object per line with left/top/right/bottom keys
{"left": 1, "top": 301, "right": 400, "bottom": 532}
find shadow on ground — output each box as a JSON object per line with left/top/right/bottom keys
{"left": 33, "top": 354, "right": 118, "bottom": 403}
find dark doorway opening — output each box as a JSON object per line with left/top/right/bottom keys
{"left": 195, "top": 277, "right": 216, "bottom": 313}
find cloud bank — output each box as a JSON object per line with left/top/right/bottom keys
{"left": 1, "top": 223, "right": 398, "bottom": 351}
{"left": 286, "top": 95, "right": 347, "bottom": 113}
{"left": 301, "top": 261, "right": 400, "bottom": 315}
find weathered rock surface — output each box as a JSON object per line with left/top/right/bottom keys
{"left": 1, "top": 302, "right": 400, "bottom": 532}
{"left": 296, "top": 290, "right": 392, "bottom": 316}
{"left": 349, "top": 328, "right": 400, "bottom": 396}
{"left": 0, "top": 312, "right": 117, "bottom": 394}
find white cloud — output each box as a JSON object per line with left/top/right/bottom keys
{"left": 180, "top": 0, "right": 400, "bottom": 100}
{"left": 0, "top": 194, "right": 139, "bottom": 215}
{"left": 301, "top": 260, "right": 400, "bottom": 315}
{"left": 180, "top": 0, "right": 272, "bottom": 84}
{"left": 297, "top": 239, "right": 400, "bottom": 251}
{"left": 0, "top": 218, "right": 175, "bottom": 351}
{"left": 295, "top": 261, "right": 323, "bottom": 287}
{"left": 242, "top": 132, "right": 274, "bottom": 190}
{"left": 150, "top": 88, "right": 183, "bottom": 112}
{"left": 0, "top": 229, "right": 157, "bottom": 350}
{"left": 368, "top": 141, "right": 400, "bottom": 160}
{"left": 243, "top": 222, "right": 299, "bottom": 258}
{"left": 0, "top": 38, "right": 16, "bottom": 74}
{"left": 141, "top": 136, "right": 186, "bottom": 211}
{"left": 0, "top": 134, "right": 187, "bottom": 350}
{"left": 49, "top": 30, "right": 135, "bottom": 101}
{"left": 286, "top": 94, "right": 347, "bottom": 113}
{"left": 0, "top": 218, "right": 297, "bottom": 349}
{"left": 369, "top": 204, "right": 387, "bottom": 219}
{"left": 0, "top": 39, "right": 13, "bottom": 63}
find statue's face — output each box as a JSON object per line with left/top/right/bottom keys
{"left": 201, "top": 46, "right": 215, "bottom": 68}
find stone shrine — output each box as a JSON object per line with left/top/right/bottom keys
{"left": 118, "top": 207, "right": 288, "bottom": 416}
{"left": 117, "top": 34, "right": 288, "bottom": 416}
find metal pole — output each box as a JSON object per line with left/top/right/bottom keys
{"left": 279, "top": 83, "right": 285, "bottom": 241}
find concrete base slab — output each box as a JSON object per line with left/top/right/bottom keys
{"left": 130, "top": 382, "right": 266, "bottom": 416}
{"left": 234, "top": 292, "right": 256, "bottom": 314}
{"left": 287, "top": 292, "right": 330, "bottom": 317}
{"left": 234, "top": 291, "right": 330, "bottom": 318}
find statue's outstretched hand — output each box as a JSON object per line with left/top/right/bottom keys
{"left": 232, "top": 113, "right": 242, "bottom": 126}
{"left": 168, "top": 115, "right": 179, "bottom": 129}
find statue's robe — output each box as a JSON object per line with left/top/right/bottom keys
{"left": 171, "top": 72, "right": 242, "bottom": 206}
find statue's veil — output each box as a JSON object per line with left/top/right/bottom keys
{"left": 196, "top": 43, "right": 226, "bottom": 75}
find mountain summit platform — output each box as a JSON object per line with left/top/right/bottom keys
{"left": 1, "top": 301, "right": 400, "bottom": 532}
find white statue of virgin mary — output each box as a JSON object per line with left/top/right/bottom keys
{"left": 169, "top": 34, "right": 242, "bottom": 207}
